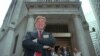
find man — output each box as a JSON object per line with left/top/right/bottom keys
{"left": 73, "top": 48, "right": 82, "bottom": 56}
{"left": 22, "top": 16, "right": 56, "bottom": 56}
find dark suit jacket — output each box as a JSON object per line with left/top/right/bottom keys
{"left": 22, "top": 31, "right": 56, "bottom": 56}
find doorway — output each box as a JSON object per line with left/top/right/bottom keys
{"left": 45, "top": 24, "right": 73, "bottom": 56}
{"left": 55, "top": 37, "right": 71, "bottom": 47}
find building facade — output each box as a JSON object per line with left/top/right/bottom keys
{"left": 89, "top": 0, "right": 100, "bottom": 56}
{"left": 89, "top": 0, "right": 100, "bottom": 28}
{"left": 0, "top": 0, "right": 96, "bottom": 56}
{"left": 89, "top": 20, "right": 100, "bottom": 56}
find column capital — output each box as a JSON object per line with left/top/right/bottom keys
{"left": 73, "top": 14, "right": 80, "bottom": 18}
{"left": 83, "top": 23, "right": 89, "bottom": 30}
{"left": 7, "top": 22, "right": 16, "bottom": 31}
{"left": 8, "top": 24, "right": 15, "bottom": 30}
{"left": 27, "top": 14, "right": 35, "bottom": 18}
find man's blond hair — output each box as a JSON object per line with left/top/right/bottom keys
{"left": 35, "top": 16, "right": 46, "bottom": 24}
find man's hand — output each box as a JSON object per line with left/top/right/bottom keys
{"left": 32, "top": 39, "right": 37, "bottom": 43}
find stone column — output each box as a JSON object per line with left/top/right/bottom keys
{"left": 26, "top": 15, "right": 35, "bottom": 32}
{"left": 73, "top": 15, "right": 90, "bottom": 56}
{"left": 2, "top": 24, "right": 15, "bottom": 56}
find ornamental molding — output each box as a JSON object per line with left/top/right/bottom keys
{"left": 25, "top": 2, "right": 81, "bottom": 9}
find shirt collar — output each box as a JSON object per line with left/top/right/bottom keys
{"left": 37, "top": 30, "right": 44, "bottom": 33}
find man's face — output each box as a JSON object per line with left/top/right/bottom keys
{"left": 74, "top": 48, "right": 78, "bottom": 52}
{"left": 35, "top": 18, "right": 46, "bottom": 30}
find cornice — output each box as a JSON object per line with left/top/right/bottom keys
{"left": 25, "top": 1, "right": 81, "bottom": 9}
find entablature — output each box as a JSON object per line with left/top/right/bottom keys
{"left": 25, "top": 1, "right": 81, "bottom": 9}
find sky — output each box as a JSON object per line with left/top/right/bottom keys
{"left": 80, "top": 0, "right": 96, "bottom": 22}
{"left": 0, "top": 0, "right": 12, "bottom": 28}
{"left": 0, "top": 0, "right": 96, "bottom": 28}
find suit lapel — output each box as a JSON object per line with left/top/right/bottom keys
{"left": 34, "top": 31, "right": 49, "bottom": 39}
{"left": 35, "top": 32, "right": 38, "bottom": 39}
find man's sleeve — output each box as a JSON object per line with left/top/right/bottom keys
{"left": 39, "top": 33, "right": 56, "bottom": 47}
{"left": 22, "top": 32, "right": 42, "bottom": 51}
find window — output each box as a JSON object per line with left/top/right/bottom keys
{"left": 13, "top": 35, "right": 19, "bottom": 54}
{"left": 92, "top": 27, "right": 95, "bottom": 32}
{"left": 45, "top": 24, "right": 69, "bottom": 33}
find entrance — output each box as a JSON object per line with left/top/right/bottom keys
{"left": 55, "top": 37, "right": 71, "bottom": 48}
{"left": 45, "top": 24, "right": 73, "bottom": 56}
{"left": 55, "top": 37, "right": 72, "bottom": 55}
{"left": 45, "top": 24, "right": 71, "bottom": 46}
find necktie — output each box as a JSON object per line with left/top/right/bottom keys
{"left": 38, "top": 31, "right": 42, "bottom": 40}
{"left": 35, "top": 31, "right": 42, "bottom": 56}
{"left": 35, "top": 51, "right": 42, "bottom": 56}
